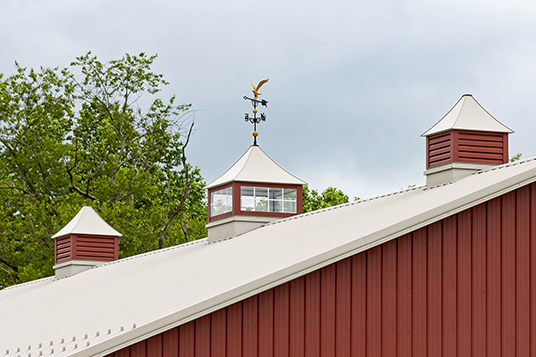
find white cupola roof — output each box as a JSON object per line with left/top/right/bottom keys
{"left": 422, "top": 94, "right": 514, "bottom": 137}
{"left": 205, "top": 145, "right": 306, "bottom": 189}
{"left": 51, "top": 206, "right": 122, "bottom": 239}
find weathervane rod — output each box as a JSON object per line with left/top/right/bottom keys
{"left": 244, "top": 79, "right": 269, "bottom": 146}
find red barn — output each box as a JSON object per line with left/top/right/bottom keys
{"left": 2, "top": 95, "right": 535, "bottom": 357}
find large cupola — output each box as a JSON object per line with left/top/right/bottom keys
{"left": 51, "top": 206, "right": 122, "bottom": 277}
{"left": 205, "top": 80, "right": 306, "bottom": 242}
{"left": 422, "top": 94, "right": 514, "bottom": 186}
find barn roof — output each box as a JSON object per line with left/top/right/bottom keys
{"left": 2, "top": 157, "right": 536, "bottom": 357}
{"left": 205, "top": 145, "right": 306, "bottom": 189}
{"left": 421, "top": 94, "right": 514, "bottom": 137}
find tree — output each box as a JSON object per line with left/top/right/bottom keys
{"left": 302, "top": 185, "right": 353, "bottom": 213}
{"left": 510, "top": 153, "right": 522, "bottom": 162}
{"left": 0, "top": 53, "right": 206, "bottom": 288}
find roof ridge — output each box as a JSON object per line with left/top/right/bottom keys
{"left": 90, "top": 238, "right": 209, "bottom": 270}
{"left": 263, "top": 183, "right": 428, "bottom": 227}
{"left": 2, "top": 276, "right": 55, "bottom": 291}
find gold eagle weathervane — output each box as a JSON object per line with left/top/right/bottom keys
{"left": 244, "top": 79, "right": 269, "bottom": 146}
{"left": 250, "top": 79, "right": 269, "bottom": 99}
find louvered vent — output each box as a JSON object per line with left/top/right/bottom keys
{"left": 427, "top": 132, "right": 452, "bottom": 168}
{"left": 72, "top": 235, "right": 117, "bottom": 261}
{"left": 54, "top": 234, "right": 118, "bottom": 264}
{"left": 457, "top": 132, "right": 507, "bottom": 165}
{"left": 55, "top": 236, "right": 72, "bottom": 263}
{"left": 427, "top": 130, "right": 508, "bottom": 169}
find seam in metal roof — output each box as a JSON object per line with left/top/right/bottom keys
{"left": 2, "top": 157, "right": 536, "bottom": 357}
{"left": 421, "top": 94, "right": 514, "bottom": 137}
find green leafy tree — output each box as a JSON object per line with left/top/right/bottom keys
{"left": 510, "top": 153, "right": 522, "bottom": 162}
{"left": 302, "top": 185, "right": 353, "bottom": 213}
{"left": 0, "top": 53, "right": 206, "bottom": 288}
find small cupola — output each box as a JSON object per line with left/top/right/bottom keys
{"left": 51, "top": 206, "right": 122, "bottom": 278}
{"left": 205, "top": 79, "right": 306, "bottom": 242}
{"left": 422, "top": 94, "right": 514, "bottom": 186}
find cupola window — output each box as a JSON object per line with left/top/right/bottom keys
{"left": 241, "top": 186, "right": 297, "bottom": 213}
{"left": 210, "top": 187, "right": 233, "bottom": 217}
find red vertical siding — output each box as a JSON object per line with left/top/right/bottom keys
{"left": 472, "top": 203, "right": 487, "bottom": 357}
{"left": 274, "top": 284, "right": 289, "bottom": 357}
{"left": 367, "top": 246, "right": 382, "bottom": 357}
{"left": 320, "top": 265, "right": 336, "bottom": 357}
{"left": 305, "top": 270, "right": 321, "bottom": 357}
{"left": 458, "top": 209, "right": 472, "bottom": 357}
{"left": 289, "top": 277, "right": 305, "bottom": 357}
{"left": 179, "top": 322, "right": 195, "bottom": 357}
{"left": 351, "top": 253, "right": 367, "bottom": 357}
{"left": 397, "top": 234, "right": 412, "bottom": 357}
{"left": 412, "top": 228, "right": 427, "bottom": 357}
{"left": 108, "top": 184, "right": 536, "bottom": 357}
{"left": 335, "top": 259, "right": 351, "bottom": 357}
{"left": 381, "top": 240, "right": 396, "bottom": 357}
{"left": 443, "top": 216, "right": 457, "bottom": 357}
{"left": 226, "top": 302, "right": 242, "bottom": 357}
{"left": 428, "top": 222, "right": 442, "bottom": 357}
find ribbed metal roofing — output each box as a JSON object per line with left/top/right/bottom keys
{"left": 205, "top": 145, "right": 306, "bottom": 189}
{"left": 422, "top": 94, "right": 514, "bottom": 137}
{"left": 51, "top": 206, "right": 122, "bottom": 239}
{"left": 2, "top": 158, "right": 536, "bottom": 357}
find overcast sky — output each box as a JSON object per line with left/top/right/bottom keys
{"left": 2, "top": 0, "right": 536, "bottom": 200}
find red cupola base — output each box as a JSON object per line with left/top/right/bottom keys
{"left": 427, "top": 130, "right": 509, "bottom": 169}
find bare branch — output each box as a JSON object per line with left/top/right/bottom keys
{"left": 158, "top": 121, "right": 195, "bottom": 248}
{"left": 66, "top": 151, "right": 97, "bottom": 201}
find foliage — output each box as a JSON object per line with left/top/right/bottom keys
{"left": 510, "top": 153, "right": 522, "bottom": 162}
{"left": 302, "top": 185, "right": 353, "bottom": 213}
{"left": 0, "top": 53, "right": 206, "bottom": 288}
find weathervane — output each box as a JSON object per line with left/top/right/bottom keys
{"left": 244, "top": 79, "right": 269, "bottom": 146}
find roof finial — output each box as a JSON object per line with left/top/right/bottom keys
{"left": 244, "top": 79, "right": 269, "bottom": 146}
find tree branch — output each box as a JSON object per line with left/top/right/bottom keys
{"left": 66, "top": 151, "right": 97, "bottom": 201}
{"left": 0, "top": 255, "right": 19, "bottom": 274}
{"left": 159, "top": 121, "right": 194, "bottom": 248}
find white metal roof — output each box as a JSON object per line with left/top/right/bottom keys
{"left": 2, "top": 157, "right": 536, "bottom": 357}
{"left": 51, "top": 206, "right": 122, "bottom": 239}
{"left": 205, "top": 145, "right": 306, "bottom": 189}
{"left": 421, "top": 94, "right": 514, "bottom": 137}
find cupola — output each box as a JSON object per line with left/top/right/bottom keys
{"left": 422, "top": 94, "right": 514, "bottom": 186}
{"left": 205, "top": 79, "right": 306, "bottom": 242}
{"left": 205, "top": 146, "right": 306, "bottom": 242}
{"left": 51, "top": 206, "right": 122, "bottom": 277}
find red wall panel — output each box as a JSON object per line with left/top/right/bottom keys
{"left": 107, "top": 183, "right": 536, "bottom": 357}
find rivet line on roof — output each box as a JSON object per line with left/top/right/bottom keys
{"left": 2, "top": 276, "right": 55, "bottom": 291}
